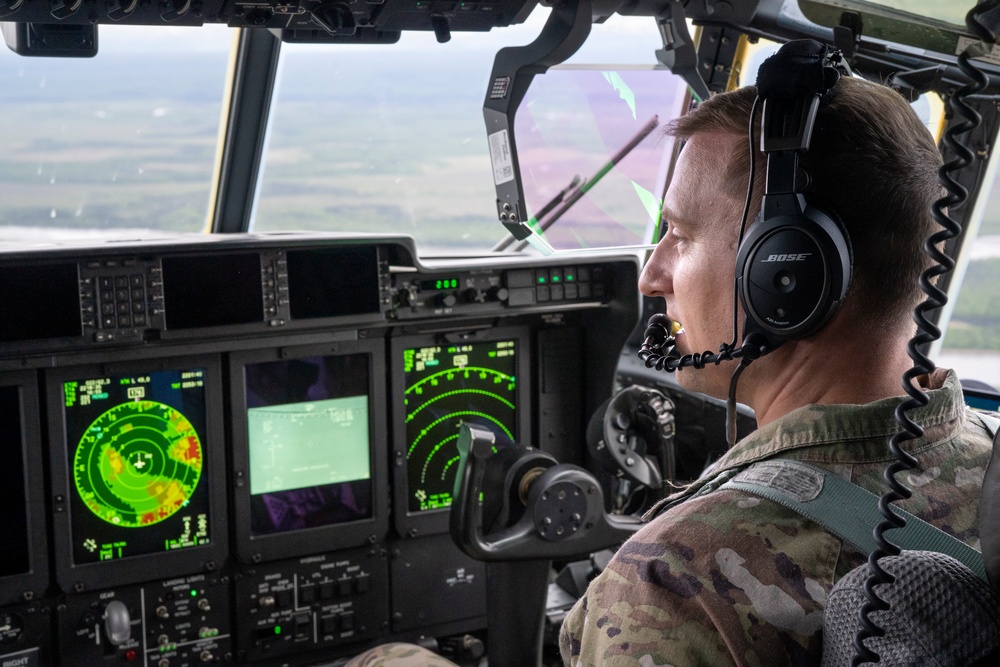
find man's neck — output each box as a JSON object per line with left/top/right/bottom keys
{"left": 741, "top": 328, "right": 913, "bottom": 429}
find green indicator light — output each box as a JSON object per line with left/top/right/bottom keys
{"left": 274, "top": 626, "right": 282, "bottom": 635}
{"left": 190, "top": 590, "right": 198, "bottom": 597}
{"left": 537, "top": 276, "right": 546, "bottom": 284}
{"left": 566, "top": 274, "right": 575, "bottom": 281}
{"left": 450, "top": 279, "right": 458, "bottom": 288}
{"left": 552, "top": 275, "right": 561, "bottom": 282}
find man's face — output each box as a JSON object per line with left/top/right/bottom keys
{"left": 638, "top": 132, "right": 745, "bottom": 398}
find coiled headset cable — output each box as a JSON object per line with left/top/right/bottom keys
{"left": 852, "top": 3, "right": 997, "bottom": 663}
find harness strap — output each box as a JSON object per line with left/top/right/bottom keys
{"left": 721, "top": 458, "right": 987, "bottom": 580}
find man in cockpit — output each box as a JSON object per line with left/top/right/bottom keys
{"left": 559, "top": 74, "right": 996, "bottom": 664}
{"left": 347, "top": 63, "right": 996, "bottom": 667}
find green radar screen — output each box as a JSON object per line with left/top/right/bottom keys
{"left": 404, "top": 339, "right": 518, "bottom": 513}
{"left": 74, "top": 400, "right": 203, "bottom": 527}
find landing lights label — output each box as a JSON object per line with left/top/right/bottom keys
{"left": 404, "top": 341, "right": 517, "bottom": 513}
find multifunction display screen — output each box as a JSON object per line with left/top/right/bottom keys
{"left": 244, "top": 354, "right": 373, "bottom": 536}
{"left": 0, "top": 385, "right": 30, "bottom": 578}
{"left": 63, "top": 368, "right": 211, "bottom": 565}
{"left": 403, "top": 340, "right": 518, "bottom": 513}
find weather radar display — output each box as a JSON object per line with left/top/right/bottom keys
{"left": 73, "top": 401, "right": 202, "bottom": 527}
{"left": 404, "top": 339, "right": 517, "bottom": 513}
{"left": 63, "top": 368, "right": 211, "bottom": 564}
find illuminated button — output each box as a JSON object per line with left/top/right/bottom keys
{"left": 564, "top": 267, "right": 576, "bottom": 282}
{"left": 549, "top": 268, "right": 562, "bottom": 283}
{"left": 535, "top": 272, "right": 547, "bottom": 285}
{"left": 337, "top": 579, "right": 352, "bottom": 596}
{"left": 300, "top": 585, "right": 316, "bottom": 603}
{"left": 354, "top": 574, "right": 370, "bottom": 594}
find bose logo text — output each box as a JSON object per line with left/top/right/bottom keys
{"left": 762, "top": 253, "right": 811, "bottom": 262}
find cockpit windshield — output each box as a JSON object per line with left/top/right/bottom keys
{"left": 251, "top": 11, "right": 684, "bottom": 256}
{"left": 0, "top": 25, "right": 232, "bottom": 244}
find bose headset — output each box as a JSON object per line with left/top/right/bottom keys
{"left": 639, "top": 38, "right": 855, "bottom": 443}
{"left": 737, "top": 39, "right": 853, "bottom": 350}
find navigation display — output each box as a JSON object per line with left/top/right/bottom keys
{"left": 62, "top": 368, "right": 211, "bottom": 565}
{"left": 244, "top": 354, "right": 373, "bottom": 536}
{"left": 403, "top": 339, "right": 518, "bottom": 513}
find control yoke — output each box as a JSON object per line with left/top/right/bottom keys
{"left": 450, "top": 424, "right": 641, "bottom": 561}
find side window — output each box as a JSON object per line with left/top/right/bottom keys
{"left": 937, "top": 172, "right": 1000, "bottom": 389}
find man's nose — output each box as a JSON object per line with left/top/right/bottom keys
{"left": 638, "top": 245, "right": 671, "bottom": 297}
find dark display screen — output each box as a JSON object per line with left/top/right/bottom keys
{"left": 403, "top": 340, "right": 517, "bottom": 513}
{"left": 287, "top": 247, "right": 381, "bottom": 319}
{"left": 0, "top": 263, "right": 81, "bottom": 341}
{"left": 62, "top": 368, "right": 211, "bottom": 564}
{"left": 0, "top": 385, "right": 30, "bottom": 577}
{"left": 161, "top": 253, "right": 263, "bottom": 329}
{"left": 244, "top": 354, "right": 373, "bottom": 536}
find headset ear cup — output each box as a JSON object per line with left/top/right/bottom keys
{"left": 736, "top": 204, "right": 851, "bottom": 344}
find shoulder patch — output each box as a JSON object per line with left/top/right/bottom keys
{"left": 732, "top": 460, "right": 824, "bottom": 503}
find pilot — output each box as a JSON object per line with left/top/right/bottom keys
{"left": 559, "top": 71, "right": 996, "bottom": 663}
{"left": 345, "top": 55, "right": 996, "bottom": 667}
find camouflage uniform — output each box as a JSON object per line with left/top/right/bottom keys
{"left": 343, "top": 642, "right": 464, "bottom": 666}
{"left": 560, "top": 369, "right": 995, "bottom": 666}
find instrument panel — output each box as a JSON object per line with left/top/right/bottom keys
{"left": 0, "top": 233, "right": 639, "bottom": 666}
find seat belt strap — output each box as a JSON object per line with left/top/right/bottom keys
{"left": 721, "top": 459, "right": 986, "bottom": 580}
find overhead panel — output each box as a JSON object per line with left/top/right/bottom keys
{"left": 0, "top": 0, "right": 539, "bottom": 35}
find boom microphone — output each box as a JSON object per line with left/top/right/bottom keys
{"left": 638, "top": 314, "right": 766, "bottom": 373}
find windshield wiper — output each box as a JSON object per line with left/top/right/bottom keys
{"left": 493, "top": 114, "right": 660, "bottom": 253}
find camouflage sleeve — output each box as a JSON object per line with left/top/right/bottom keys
{"left": 560, "top": 489, "right": 841, "bottom": 666}
{"left": 342, "top": 642, "right": 462, "bottom": 667}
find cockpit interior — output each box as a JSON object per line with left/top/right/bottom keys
{"left": 2, "top": 1, "right": 1000, "bottom": 666}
